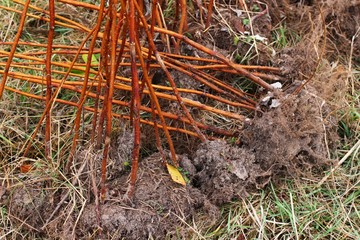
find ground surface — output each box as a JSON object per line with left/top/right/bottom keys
{"left": 1, "top": 0, "right": 359, "bottom": 239}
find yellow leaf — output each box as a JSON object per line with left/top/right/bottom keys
{"left": 166, "top": 164, "right": 186, "bottom": 186}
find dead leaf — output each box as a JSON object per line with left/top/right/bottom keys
{"left": 166, "top": 164, "right": 186, "bottom": 186}
{"left": 232, "top": 18, "right": 245, "bottom": 33}
{"left": 20, "top": 164, "right": 33, "bottom": 173}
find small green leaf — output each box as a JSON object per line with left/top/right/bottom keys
{"left": 251, "top": 4, "right": 260, "bottom": 12}
{"left": 82, "top": 53, "right": 99, "bottom": 65}
{"left": 233, "top": 36, "right": 240, "bottom": 45}
{"left": 242, "top": 18, "right": 250, "bottom": 26}
{"left": 70, "top": 68, "right": 86, "bottom": 76}
{"left": 70, "top": 66, "right": 96, "bottom": 78}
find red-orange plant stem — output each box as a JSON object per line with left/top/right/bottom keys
{"left": 139, "top": 0, "right": 157, "bottom": 96}
{"left": 206, "top": 0, "right": 213, "bottom": 28}
{"left": 0, "top": 59, "right": 281, "bottom": 84}
{"left": 6, "top": 2, "right": 281, "bottom": 79}
{"left": 10, "top": 0, "right": 280, "bottom": 83}
{"left": 145, "top": 26, "right": 274, "bottom": 90}
{"left": 147, "top": 0, "right": 166, "bottom": 165}
{"left": 5, "top": 79, "right": 237, "bottom": 137}
{"left": 21, "top": 25, "right": 100, "bottom": 159}
{"left": 57, "top": 0, "right": 98, "bottom": 9}
{"left": 96, "top": 13, "right": 112, "bottom": 149}
{"left": 44, "top": 0, "right": 55, "bottom": 162}
{"left": 3, "top": 53, "right": 281, "bottom": 78}
{"left": 0, "top": 0, "right": 31, "bottom": 99}
{"left": 113, "top": 0, "right": 127, "bottom": 71}
{"left": 162, "top": 56, "right": 256, "bottom": 106}
{"left": 136, "top": 46, "right": 167, "bottom": 165}
{"left": 114, "top": 33, "right": 129, "bottom": 74}
{"left": 90, "top": 1, "right": 109, "bottom": 145}
{"left": 6, "top": 84, "right": 222, "bottom": 139}
{"left": 127, "top": 0, "right": 142, "bottom": 198}
{"left": 128, "top": 0, "right": 142, "bottom": 198}
{"left": 174, "top": 0, "right": 187, "bottom": 53}
{"left": 134, "top": 0, "right": 207, "bottom": 142}
{"left": 134, "top": 30, "right": 178, "bottom": 166}
{"left": 12, "top": 0, "right": 94, "bottom": 33}
{"left": 5, "top": 83, "right": 203, "bottom": 139}
{"left": 0, "top": 41, "right": 84, "bottom": 49}
{"left": 20, "top": 50, "right": 95, "bottom": 56}
{"left": 90, "top": 73, "right": 104, "bottom": 144}
{"left": 0, "top": 50, "right": 104, "bottom": 78}
{"left": 2, "top": 3, "right": 83, "bottom": 31}
{"left": 193, "top": 63, "right": 282, "bottom": 73}
{"left": 183, "top": 63, "right": 257, "bottom": 104}
{"left": 100, "top": 0, "right": 119, "bottom": 202}
{"left": 4, "top": 69, "right": 253, "bottom": 115}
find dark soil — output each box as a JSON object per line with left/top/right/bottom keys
{"left": 78, "top": 153, "right": 220, "bottom": 239}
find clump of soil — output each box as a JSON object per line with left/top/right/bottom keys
{"left": 8, "top": 185, "right": 53, "bottom": 229}
{"left": 243, "top": 88, "right": 336, "bottom": 177}
{"left": 191, "top": 140, "right": 260, "bottom": 205}
{"left": 324, "top": 1, "right": 360, "bottom": 63}
{"left": 185, "top": 85, "right": 337, "bottom": 207}
{"left": 268, "top": 0, "right": 360, "bottom": 64}
{"left": 78, "top": 153, "right": 221, "bottom": 239}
